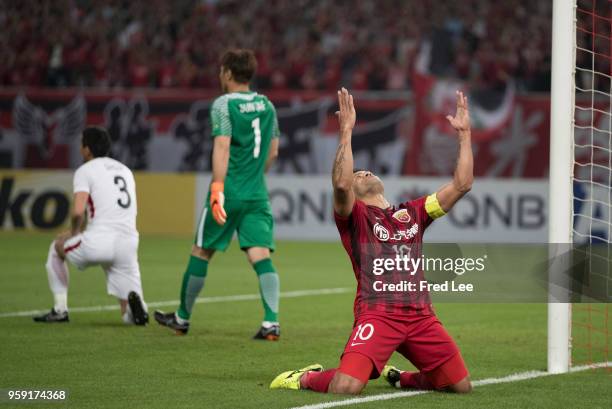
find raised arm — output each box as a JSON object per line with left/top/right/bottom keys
{"left": 332, "top": 88, "right": 356, "bottom": 217}
{"left": 436, "top": 90, "right": 474, "bottom": 212}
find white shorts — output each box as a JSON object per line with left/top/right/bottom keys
{"left": 63, "top": 231, "right": 142, "bottom": 300}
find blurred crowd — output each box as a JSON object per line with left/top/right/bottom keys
{"left": 1, "top": 0, "right": 556, "bottom": 92}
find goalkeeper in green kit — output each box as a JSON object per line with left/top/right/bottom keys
{"left": 155, "top": 49, "right": 281, "bottom": 339}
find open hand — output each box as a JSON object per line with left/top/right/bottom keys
{"left": 336, "top": 87, "right": 356, "bottom": 132}
{"left": 446, "top": 90, "right": 470, "bottom": 133}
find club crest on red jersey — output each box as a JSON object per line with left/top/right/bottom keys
{"left": 373, "top": 223, "right": 390, "bottom": 242}
{"left": 392, "top": 209, "right": 411, "bottom": 223}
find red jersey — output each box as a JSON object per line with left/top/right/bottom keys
{"left": 334, "top": 196, "right": 440, "bottom": 318}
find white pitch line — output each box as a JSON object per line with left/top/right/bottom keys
{"left": 288, "top": 362, "right": 612, "bottom": 409}
{"left": 0, "top": 287, "right": 352, "bottom": 318}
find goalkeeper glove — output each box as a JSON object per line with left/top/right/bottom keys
{"left": 210, "top": 181, "right": 227, "bottom": 225}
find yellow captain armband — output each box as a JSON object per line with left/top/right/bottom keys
{"left": 425, "top": 193, "right": 446, "bottom": 219}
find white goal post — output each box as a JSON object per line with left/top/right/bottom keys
{"left": 547, "top": 0, "right": 576, "bottom": 374}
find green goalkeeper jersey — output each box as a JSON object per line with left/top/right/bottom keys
{"left": 210, "top": 91, "right": 280, "bottom": 201}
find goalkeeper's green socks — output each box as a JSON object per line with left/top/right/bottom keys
{"left": 253, "top": 258, "right": 280, "bottom": 324}
{"left": 176, "top": 256, "right": 278, "bottom": 324}
{"left": 176, "top": 256, "right": 208, "bottom": 321}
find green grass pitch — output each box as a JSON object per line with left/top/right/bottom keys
{"left": 0, "top": 233, "right": 610, "bottom": 408}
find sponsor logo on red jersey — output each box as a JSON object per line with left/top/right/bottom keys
{"left": 373, "top": 223, "right": 390, "bottom": 241}
{"left": 392, "top": 223, "right": 419, "bottom": 240}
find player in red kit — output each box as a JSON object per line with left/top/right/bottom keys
{"left": 270, "top": 88, "right": 474, "bottom": 395}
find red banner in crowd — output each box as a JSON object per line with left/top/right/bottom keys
{"left": 0, "top": 87, "right": 556, "bottom": 177}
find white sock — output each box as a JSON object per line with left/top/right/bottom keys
{"left": 175, "top": 313, "right": 188, "bottom": 325}
{"left": 262, "top": 320, "right": 279, "bottom": 328}
{"left": 45, "top": 241, "right": 69, "bottom": 313}
{"left": 122, "top": 310, "right": 133, "bottom": 324}
{"left": 53, "top": 294, "right": 68, "bottom": 314}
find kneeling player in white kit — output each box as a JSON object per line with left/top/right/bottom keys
{"left": 33, "top": 126, "right": 148, "bottom": 325}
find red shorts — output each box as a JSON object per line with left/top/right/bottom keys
{"left": 341, "top": 313, "right": 468, "bottom": 388}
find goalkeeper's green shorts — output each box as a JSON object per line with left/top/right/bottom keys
{"left": 194, "top": 198, "right": 275, "bottom": 252}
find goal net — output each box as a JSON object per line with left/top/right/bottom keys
{"left": 549, "top": 0, "right": 611, "bottom": 373}
{"left": 571, "top": 0, "right": 611, "bottom": 370}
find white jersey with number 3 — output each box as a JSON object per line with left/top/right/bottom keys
{"left": 73, "top": 157, "right": 138, "bottom": 236}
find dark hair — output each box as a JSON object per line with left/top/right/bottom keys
{"left": 82, "top": 126, "right": 111, "bottom": 158}
{"left": 220, "top": 49, "right": 257, "bottom": 84}
{"left": 353, "top": 169, "right": 366, "bottom": 173}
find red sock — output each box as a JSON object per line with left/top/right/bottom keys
{"left": 399, "top": 371, "right": 435, "bottom": 390}
{"left": 301, "top": 369, "right": 337, "bottom": 393}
